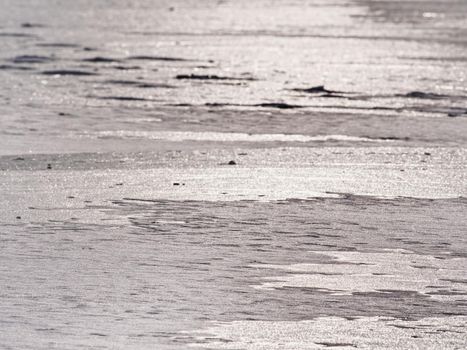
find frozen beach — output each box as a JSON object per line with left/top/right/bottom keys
{"left": 1, "top": 0, "right": 466, "bottom": 349}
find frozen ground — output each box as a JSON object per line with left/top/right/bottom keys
{"left": 0, "top": 0, "right": 466, "bottom": 349}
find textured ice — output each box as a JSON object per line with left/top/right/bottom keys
{"left": 190, "top": 316, "right": 467, "bottom": 349}
{"left": 253, "top": 250, "right": 467, "bottom": 302}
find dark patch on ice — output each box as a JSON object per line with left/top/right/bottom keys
{"left": 204, "top": 102, "right": 234, "bottom": 107}
{"left": 112, "top": 65, "right": 142, "bottom": 70}
{"left": 318, "top": 93, "right": 350, "bottom": 99}
{"left": 315, "top": 342, "right": 356, "bottom": 348}
{"left": 0, "top": 64, "right": 34, "bottom": 71}
{"left": 58, "top": 112, "right": 73, "bottom": 117}
{"left": 126, "top": 83, "right": 174, "bottom": 89}
{"left": 447, "top": 109, "right": 467, "bottom": 118}
{"left": 36, "top": 42, "right": 80, "bottom": 48}
{"left": 363, "top": 136, "right": 410, "bottom": 141}
{"left": 21, "top": 22, "right": 46, "bottom": 28}
{"left": 127, "top": 55, "right": 191, "bottom": 62}
{"left": 373, "top": 290, "right": 422, "bottom": 297}
{"left": 82, "top": 56, "right": 121, "bottom": 63}
{"left": 10, "top": 55, "right": 54, "bottom": 64}
{"left": 441, "top": 311, "right": 465, "bottom": 316}
{"left": 291, "top": 88, "right": 467, "bottom": 105}
{"left": 208, "top": 81, "right": 247, "bottom": 86}
{"left": 41, "top": 69, "right": 98, "bottom": 76}
{"left": 399, "top": 55, "right": 467, "bottom": 63}
{"left": 291, "top": 85, "right": 344, "bottom": 94}
{"left": 254, "top": 102, "right": 303, "bottom": 109}
{"left": 175, "top": 74, "right": 256, "bottom": 81}
{"left": 285, "top": 270, "right": 344, "bottom": 276}
{"left": 290, "top": 85, "right": 360, "bottom": 99}
{"left": 120, "top": 198, "right": 160, "bottom": 203}
{"left": 411, "top": 265, "right": 437, "bottom": 270}
{"left": 0, "top": 32, "right": 37, "bottom": 38}
{"left": 281, "top": 286, "right": 341, "bottom": 294}
{"left": 219, "top": 160, "right": 237, "bottom": 165}
{"left": 426, "top": 290, "right": 467, "bottom": 296}
{"left": 440, "top": 278, "right": 467, "bottom": 285}
{"left": 168, "top": 102, "right": 238, "bottom": 108}
{"left": 167, "top": 101, "right": 405, "bottom": 111}
{"left": 93, "top": 96, "right": 157, "bottom": 102}
{"left": 185, "top": 102, "right": 302, "bottom": 109}
{"left": 169, "top": 103, "right": 195, "bottom": 107}
{"left": 398, "top": 91, "right": 450, "bottom": 100}
{"left": 103, "top": 79, "right": 175, "bottom": 89}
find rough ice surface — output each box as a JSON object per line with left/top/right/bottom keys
{"left": 253, "top": 250, "right": 467, "bottom": 302}
{"left": 1, "top": 0, "right": 467, "bottom": 349}
{"left": 191, "top": 317, "right": 467, "bottom": 349}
